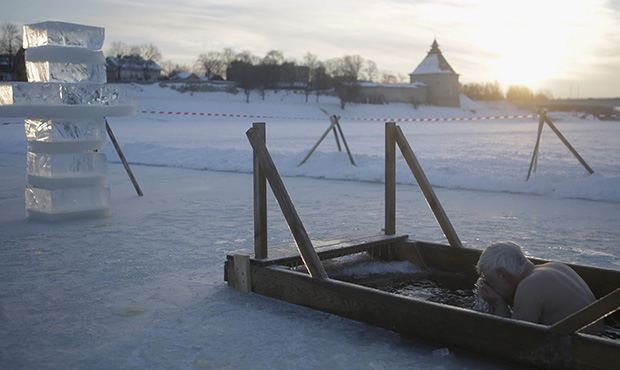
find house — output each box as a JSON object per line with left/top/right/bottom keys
{"left": 358, "top": 39, "right": 460, "bottom": 107}
{"left": 106, "top": 55, "right": 161, "bottom": 82}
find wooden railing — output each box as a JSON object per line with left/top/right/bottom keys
{"left": 246, "top": 123, "right": 328, "bottom": 279}
{"left": 384, "top": 122, "right": 463, "bottom": 248}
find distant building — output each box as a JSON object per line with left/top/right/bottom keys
{"left": 409, "top": 39, "right": 460, "bottom": 107}
{"left": 106, "top": 55, "right": 161, "bottom": 82}
{"left": 358, "top": 39, "right": 460, "bottom": 107}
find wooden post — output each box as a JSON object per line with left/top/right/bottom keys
{"left": 526, "top": 115, "right": 545, "bottom": 181}
{"left": 231, "top": 253, "right": 252, "bottom": 293}
{"left": 105, "top": 119, "right": 143, "bottom": 196}
{"left": 332, "top": 124, "right": 342, "bottom": 152}
{"left": 253, "top": 123, "right": 268, "bottom": 259}
{"left": 394, "top": 126, "right": 463, "bottom": 248}
{"left": 298, "top": 119, "right": 336, "bottom": 166}
{"left": 246, "top": 127, "right": 328, "bottom": 279}
{"left": 543, "top": 114, "right": 594, "bottom": 175}
{"left": 333, "top": 116, "right": 356, "bottom": 166}
{"left": 385, "top": 122, "right": 396, "bottom": 235}
{"left": 550, "top": 288, "right": 620, "bottom": 335}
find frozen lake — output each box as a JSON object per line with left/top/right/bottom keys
{"left": 1, "top": 87, "right": 619, "bottom": 369}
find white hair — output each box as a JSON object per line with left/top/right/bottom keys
{"left": 476, "top": 241, "right": 529, "bottom": 277}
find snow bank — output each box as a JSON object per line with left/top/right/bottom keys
{"left": 2, "top": 84, "right": 619, "bottom": 203}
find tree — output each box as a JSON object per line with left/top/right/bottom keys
{"left": 506, "top": 85, "right": 534, "bottom": 105}
{"left": 0, "top": 22, "right": 22, "bottom": 57}
{"left": 262, "top": 49, "right": 284, "bottom": 65}
{"left": 235, "top": 50, "right": 259, "bottom": 64}
{"left": 106, "top": 41, "right": 129, "bottom": 57}
{"left": 341, "top": 55, "right": 364, "bottom": 81}
{"left": 362, "top": 60, "right": 379, "bottom": 82}
{"left": 461, "top": 82, "right": 504, "bottom": 101}
{"left": 381, "top": 71, "right": 398, "bottom": 84}
{"left": 140, "top": 44, "right": 162, "bottom": 62}
{"left": 196, "top": 51, "right": 225, "bottom": 78}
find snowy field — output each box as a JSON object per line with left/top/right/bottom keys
{"left": 1, "top": 85, "right": 619, "bottom": 369}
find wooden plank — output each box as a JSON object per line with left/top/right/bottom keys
{"left": 544, "top": 115, "right": 594, "bottom": 175}
{"left": 105, "top": 119, "right": 143, "bottom": 196}
{"left": 246, "top": 127, "right": 328, "bottom": 279}
{"left": 298, "top": 119, "right": 335, "bottom": 166}
{"left": 385, "top": 122, "right": 396, "bottom": 235}
{"left": 526, "top": 115, "right": 545, "bottom": 181}
{"left": 250, "top": 265, "right": 590, "bottom": 369}
{"left": 333, "top": 116, "right": 356, "bottom": 166}
{"left": 252, "top": 122, "right": 268, "bottom": 259}
{"left": 394, "top": 127, "right": 463, "bottom": 248}
{"left": 550, "top": 288, "right": 620, "bottom": 335}
{"left": 250, "top": 234, "right": 408, "bottom": 267}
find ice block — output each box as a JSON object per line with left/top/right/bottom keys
{"left": 25, "top": 185, "right": 111, "bottom": 219}
{"left": 26, "top": 61, "right": 106, "bottom": 83}
{"left": 25, "top": 118, "right": 106, "bottom": 152}
{"left": 0, "top": 82, "right": 134, "bottom": 106}
{"left": 23, "top": 21, "right": 105, "bottom": 50}
{"left": 26, "top": 152, "right": 107, "bottom": 182}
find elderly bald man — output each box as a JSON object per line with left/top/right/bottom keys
{"left": 476, "top": 242, "right": 602, "bottom": 333}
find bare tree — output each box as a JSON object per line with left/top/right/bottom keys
{"left": 262, "top": 49, "right": 284, "bottom": 65}
{"left": 140, "top": 44, "right": 162, "bottom": 62}
{"left": 362, "top": 60, "right": 379, "bottom": 82}
{"left": 381, "top": 71, "right": 398, "bottom": 84}
{"left": 106, "top": 41, "right": 129, "bottom": 57}
{"left": 341, "top": 55, "right": 364, "bottom": 81}
{"left": 235, "top": 50, "right": 259, "bottom": 64}
{"left": 195, "top": 51, "right": 225, "bottom": 77}
{"left": 0, "top": 22, "right": 22, "bottom": 56}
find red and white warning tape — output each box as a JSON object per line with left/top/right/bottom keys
{"left": 139, "top": 109, "right": 537, "bottom": 122}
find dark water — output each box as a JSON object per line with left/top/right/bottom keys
{"left": 367, "top": 274, "right": 620, "bottom": 341}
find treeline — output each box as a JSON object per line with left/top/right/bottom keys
{"left": 190, "top": 48, "right": 405, "bottom": 106}
{"left": 461, "top": 82, "right": 553, "bottom": 105}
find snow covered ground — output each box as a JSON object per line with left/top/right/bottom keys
{"left": 1, "top": 85, "right": 619, "bottom": 369}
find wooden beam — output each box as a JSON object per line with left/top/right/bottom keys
{"left": 526, "top": 115, "right": 545, "bottom": 181}
{"left": 105, "top": 119, "right": 143, "bottom": 196}
{"left": 251, "top": 234, "right": 409, "bottom": 267}
{"left": 332, "top": 124, "right": 342, "bottom": 152}
{"left": 298, "top": 119, "right": 336, "bottom": 166}
{"left": 253, "top": 123, "right": 268, "bottom": 259}
{"left": 333, "top": 116, "right": 356, "bottom": 166}
{"left": 550, "top": 288, "right": 620, "bottom": 335}
{"left": 543, "top": 114, "right": 594, "bottom": 175}
{"left": 394, "top": 126, "right": 463, "bottom": 248}
{"left": 246, "top": 127, "right": 328, "bottom": 279}
{"left": 385, "top": 122, "right": 396, "bottom": 235}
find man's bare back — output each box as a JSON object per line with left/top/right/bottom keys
{"left": 512, "top": 262, "right": 598, "bottom": 326}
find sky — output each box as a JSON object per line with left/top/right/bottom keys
{"left": 2, "top": 0, "right": 619, "bottom": 98}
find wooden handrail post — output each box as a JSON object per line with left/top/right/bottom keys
{"left": 105, "top": 119, "right": 143, "bottom": 196}
{"left": 246, "top": 127, "right": 328, "bottom": 279}
{"left": 526, "top": 114, "right": 545, "bottom": 181}
{"left": 385, "top": 122, "right": 396, "bottom": 235}
{"left": 333, "top": 116, "right": 356, "bottom": 166}
{"left": 253, "top": 122, "right": 268, "bottom": 259}
{"left": 394, "top": 126, "right": 463, "bottom": 248}
{"left": 543, "top": 113, "right": 594, "bottom": 175}
{"left": 550, "top": 288, "right": 620, "bottom": 335}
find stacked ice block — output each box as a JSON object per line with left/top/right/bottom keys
{"left": 0, "top": 21, "right": 136, "bottom": 220}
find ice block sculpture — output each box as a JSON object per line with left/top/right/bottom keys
{"left": 0, "top": 21, "right": 136, "bottom": 220}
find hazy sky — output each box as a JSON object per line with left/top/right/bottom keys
{"left": 2, "top": 0, "right": 619, "bottom": 97}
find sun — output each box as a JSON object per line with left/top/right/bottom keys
{"left": 465, "top": 0, "right": 603, "bottom": 91}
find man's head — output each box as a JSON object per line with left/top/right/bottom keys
{"left": 476, "top": 242, "right": 532, "bottom": 302}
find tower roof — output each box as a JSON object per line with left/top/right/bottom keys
{"left": 411, "top": 39, "right": 457, "bottom": 75}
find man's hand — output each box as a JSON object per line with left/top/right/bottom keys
{"left": 476, "top": 277, "right": 511, "bottom": 317}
